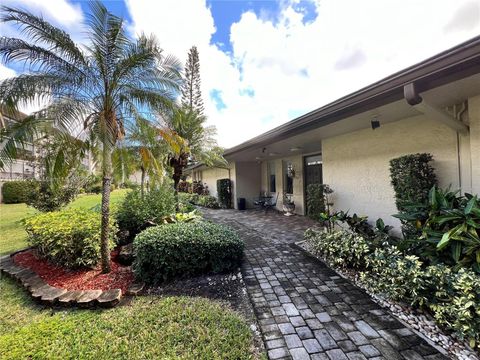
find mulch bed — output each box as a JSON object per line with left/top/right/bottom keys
{"left": 13, "top": 249, "right": 133, "bottom": 293}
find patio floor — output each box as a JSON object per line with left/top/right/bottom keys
{"left": 202, "top": 208, "right": 449, "bottom": 360}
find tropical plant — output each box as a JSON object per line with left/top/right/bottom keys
{"left": 217, "top": 178, "right": 231, "bottom": 208}
{"left": 395, "top": 186, "right": 480, "bottom": 271}
{"left": 158, "top": 107, "right": 225, "bottom": 192}
{"left": 306, "top": 183, "right": 326, "bottom": 220}
{"left": 0, "top": 2, "right": 181, "bottom": 271}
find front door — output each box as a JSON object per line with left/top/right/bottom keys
{"left": 304, "top": 154, "right": 322, "bottom": 215}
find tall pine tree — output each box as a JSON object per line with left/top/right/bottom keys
{"left": 181, "top": 46, "right": 204, "bottom": 115}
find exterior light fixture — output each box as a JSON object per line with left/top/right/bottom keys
{"left": 371, "top": 118, "right": 380, "bottom": 130}
{"left": 290, "top": 147, "right": 302, "bottom": 152}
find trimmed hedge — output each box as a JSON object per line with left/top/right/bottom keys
{"left": 217, "top": 178, "right": 231, "bottom": 208}
{"left": 2, "top": 180, "right": 36, "bottom": 204}
{"left": 178, "top": 192, "right": 220, "bottom": 209}
{"left": 134, "top": 221, "right": 244, "bottom": 284}
{"left": 24, "top": 208, "right": 116, "bottom": 269}
{"left": 305, "top": 229, "right": 480, "bottom": 350}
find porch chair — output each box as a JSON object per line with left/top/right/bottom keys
{"left": 263, "top": 193, "right": 279, "bottom": 213}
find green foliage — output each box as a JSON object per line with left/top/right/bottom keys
{"left": 197, "top": 195, "right": 220, "bottom": 209}
{"left": 390, "top": 153, "right": 437, "bottom": 211}
{"left": 394, "top": 186, "right": 480, "bottom": 271}
{"left": 306, "top": 184, "right": 326, "bottom": 220}
{"left": 25, "top": 180, "right": 77, "bottom": 212}
{"left": 24, "top": 208, "right": 116, "bottom": 269}
{"left": 134, "top": 221, "right": 243, "bottom": 284}
{"left": 304, "top": 229, "right": 371, "bottom": 269}
{"left": 177, "top": 192, "right": 219, "bottom": 209}
{"left": 160, "top": 211, "right": 201, "bottom": 224}
{"left": 305, "top": 229, "right": 480, "bottom": 349}
{"left": 116, "top": 186, "right": 176, "bottom": 238}
{"left": 217, "top": 178, "right": 231, "bottom": 208}
{"left": 1, "top": 180, "right": 35, "bottom": 204}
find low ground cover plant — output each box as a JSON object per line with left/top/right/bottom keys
{"left": 25, "top": 208, "right": 116, "bottom": 269}
{"left": 178, "top": 192, "right": 220, "bottom": 209}
{"left": 134, "top": 221, "right": 243, "bottom": 284}
{"left": 305, "top": 228, "right": 480, "bottom": 350}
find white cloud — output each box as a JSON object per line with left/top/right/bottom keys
{"left": 126, "top": 0, "right": 480, "bottom": 148}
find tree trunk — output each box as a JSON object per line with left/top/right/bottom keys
{"left": 100, "top": 145, "right": 112, "bottom": 273}
{"left": 140, "top": 167, "right": 145, "bottom": 199}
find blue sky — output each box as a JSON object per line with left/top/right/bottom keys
{"left": 1, "top": 0, "right": 479, "bottom": 147}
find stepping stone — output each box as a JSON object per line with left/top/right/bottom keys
{"left": 58, "top": 290, "right": 85, "bottom": 305}
{"left": 97, "top": 289, "right": 122, "bottom": 308}
{"left": 77, "top": 290, "right": 102, "bottom": 307}
{"left": 41, "top": 287, "right": 67, "bottom": 304}
{"left": 126, "top": 282, "right": 144, "bottom": 295}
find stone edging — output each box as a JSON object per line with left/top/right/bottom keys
{"left": 0, "top": 249, "right": 144, "bottom": 308}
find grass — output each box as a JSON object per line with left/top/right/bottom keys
{"left": 0, "top": 188, "right": 257, "bottom": 359}
{"left": 0, "top": 189, "right": 128, "bottom": 256}
{"left": 0, "top": 277, "right": 255, "bottom": 359}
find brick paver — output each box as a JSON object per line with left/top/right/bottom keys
{"left": 203, "top": 209, "right": 450, "bottom": 360}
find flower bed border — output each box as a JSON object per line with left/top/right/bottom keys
{"left": 0, "top": 248, "right": 144, "bottom": 308}
{"left": 291, "top": 241, "right": 479, "bottom": 360}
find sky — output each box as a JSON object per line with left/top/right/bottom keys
{"left": 1, "top": 0, "right": 479, "bottom": 148}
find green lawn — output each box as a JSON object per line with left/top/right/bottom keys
{"left": 0, "top": 189, "right": 257, "bottom": 359}
{"left": 0, "top": 277, "right": 255, "bottom": 359}
{"left": 0, "top": 189, "right": 129, "bottom": 256}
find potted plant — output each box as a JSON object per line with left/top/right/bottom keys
{"left": 283, "top": 193, "right": 295, "bottom": 216}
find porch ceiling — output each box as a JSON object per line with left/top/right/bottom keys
{"left": 226, "top": 72, "right": 480, "bottom": 162}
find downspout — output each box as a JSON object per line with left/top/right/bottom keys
{"left": 404, "top": 83, "right": 470, "bottom": 190}
{"left": 404, "top": 83, "right": 469, "bottom": 135}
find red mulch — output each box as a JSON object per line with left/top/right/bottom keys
{"left": 13, "top": 249, "right": 134, "bottom": 293}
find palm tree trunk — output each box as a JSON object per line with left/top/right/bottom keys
{"left": 100, "top": 144, "right": 112, "bottom": 273}
{"left": 140, "top": 167, "right": 145, "bottom": 199}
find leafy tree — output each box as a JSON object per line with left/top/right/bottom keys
{"left": 0, "top": 2, "right": 181, "bottom": 272}
{"left": 181, "top": 46, "right": 204, "bottom": 115}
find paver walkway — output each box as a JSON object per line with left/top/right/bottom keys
{"left": 202, "top": 209, "right": 449, "bottom": 360}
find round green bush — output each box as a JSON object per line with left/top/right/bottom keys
{"left": 2, "top": 180, "right": 36, "bottom": 204}
{"left": 24, "top": 208, "right": 116, "bottom": 269}
{"left": 116, "top": 186, "right": 176, "bottom": 238}
{"left": 134, "top": 221, "right": 244, "bottom": 284}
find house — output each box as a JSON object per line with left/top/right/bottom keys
{"left": 187, "top": 36, "right": 480, "bottom": 228}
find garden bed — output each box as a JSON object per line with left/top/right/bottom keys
{"left": 295, "top": 240, "right": 479, "bottom": 360}
{"left": 13, "top": 249, "right": 133, "bottom": 293}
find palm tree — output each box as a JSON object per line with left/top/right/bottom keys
{"left": 158, "top": 107, "right": 225, "bottom": 192}
{"left": 0, "top": 2, "right": 181, "bottom": 272}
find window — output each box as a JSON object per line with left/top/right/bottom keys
{"left": 267, "top": 162, "right": 276, "bottom": 193}
{"left": 284, "top": 161, "right": 293, "bottom": 194}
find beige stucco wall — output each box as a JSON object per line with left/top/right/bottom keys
{"left": 198, "top": 167, "right": 230, "bottom": 198}
{"left": 234, "top": 161, "right": 261, "bottom": 209}
{"left": 469, "top": 95, "right": 480, "bottom": 194}
{"left": 322, "top": 114, "right": 467, "bottom": 229}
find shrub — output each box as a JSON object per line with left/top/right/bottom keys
{"left": 24, "top": 208, "right": 116, "bottom": 268}
{"left": 192, "top": 180, "right": 205, "bottom": 195}
{"left": 2, "top": 180, "right": 36, "bottom": 204}
{"left": 25, "top": 180, "right": 77, "bottom": 212}
{"left": 305, "top": 228, "right": 480, "bottom": 350}
{"left": 390, "top": 153, "right": 437, "bottom": 211}
{"left": 197, "top": 195, "right": 220, "bottom": 209}
{"left": 178, "top": 192, "right": 199, "bottom": 204}
{"left": 177, "top": 181, "right": 191, "bottom": 193}
{"left": 394, "top": 186, "right": 480, "bottom": 271}
{"left": 306, "top": 184, "right": 326, "bottom": 220}
{"left": 217, "top": 178, "right": 231, "bottom": 208}
{"left": 116, "top": 186, "right": 176, "bottom": 238}
{"left": 134, "top": 221, "right": 244, "bottom": 283}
